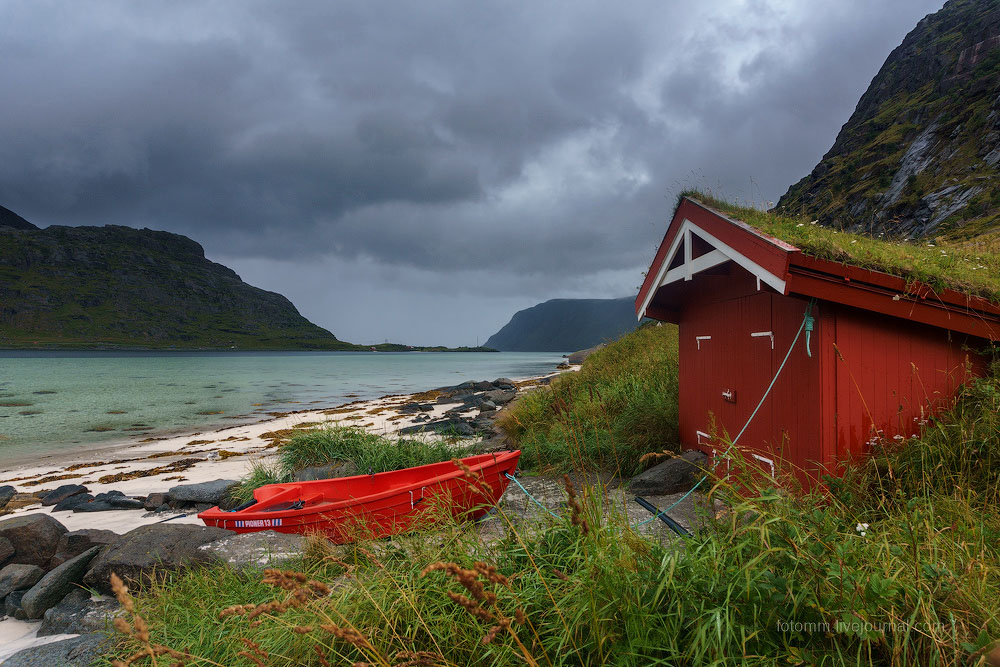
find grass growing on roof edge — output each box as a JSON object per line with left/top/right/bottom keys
{"left": 681, "top": 189, "right": 1000, "bottom": 304}
{"left": 108, "top": 362, "right": 1000, "bottom": 666}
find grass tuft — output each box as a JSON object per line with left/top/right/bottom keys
{"left": 498, "top": 322, "right": 679, "bottom": 476}
{"left": 230, "top": 426, "right": 471, "bottom": 503}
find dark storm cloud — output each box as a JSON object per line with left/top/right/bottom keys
{"left": 0, "top": 0, "right": 946, "bottom": 343}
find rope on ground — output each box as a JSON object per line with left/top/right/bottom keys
{"left": 505, "top": 472, "right": 561, "bottom": 519}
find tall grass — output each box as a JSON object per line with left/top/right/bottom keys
{"left": 279, "top": 427, "right": 463, "bottom": 476}
{"left": 230, "top": 426, "right": 470, "bottom": 503}
{"left": 843, "top": 357, "right": 1000, "bottom": 508}
{"left": 112, "top": 442, "right": 1000, "bottom": 666}
{"left": 498, "top": 322, "right": 679, "bottom": 476}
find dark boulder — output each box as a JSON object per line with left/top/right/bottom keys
{"left": 629, "top": 450, "right": 708, "bottom": 496}
{"left": 0, "top": 485, "right": 16, "bottom": 510}
{"left": 492, "top": 378, "right": 516, "bottom": 389}
{"left": 478, "top": 400, "right": 498, "bottom": 413}
{"left": 0, "top": 563, "right": 45, "bottom": 599}
{"left": 38, "top": 588, "right": 121, "bottom": 637}
{"left": 483, "top": 389, "right": 516, "bottom": 405}
{"left": 72, "top": 503, "right": 109, "bottom": 513}
{"left": 143, "top": 492, "right": 169, "bottom": 511}
{"left": 0, "top": 514, "right": 67, "bottom": 567}
{"left": 53, "top": 493, "right": 94, "bottom": 512}
{"left": 452, "top": 380, "right": 493, "bottom": 392}
{"left": 22, "top": 546, "right": 102, "bottom": 619}
{"left": 168, "top": 479, "right": 238, "bottom": 505}
{"left": 82, "top": 524, "right": 234, "bottom": 593}
{"left": 50, "top": 529, "right": 119, "bottom": 568}
{"left": 4, "top": 589, "right": 28, "bottom": 619}
{"left": 398, "top": 402, "right": 434, "bottom": 414}
{"left": 105, "top": 497, "right": 145, "bottom": 510}
{"left": 0, "top": 535, "right": 13, "bottom": 565}
{"left": 40, "top": 484, "right": 89, "bottom": 507}
{"left": 294, "top": 461, "right": 358, "bottom": 482}
{"left": 1, "top": 633, "right": 109, "bottom": 667}
{"left": 70, "top": 491, "right": 146, "bottom": 512}
{"left": 197, "top": 531, "right": 306, "bottom": 571}
{"left": 400, "top": 418, "right": 475, "bottom": 437}
{"left": 448, "top": 422, "right": 475, "bottom": 437}
{"left": 568, "top": 345, "right": 604, "bottom": 365}
{"left": 470, "top": 418, "right": 496, "bottom": 433}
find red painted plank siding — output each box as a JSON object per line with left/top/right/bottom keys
{"left": 830, "top": 306, "right": 986, "bottom": 462}
{"left": 676, "top": 269, "right": 823, "bottom": 481}
{"left": 675, "top": 269, "right": 987, "bottom": 483}
{"left": 768, "top": 295, "right": 823, "bottom": 479}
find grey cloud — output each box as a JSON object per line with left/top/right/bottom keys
{"left": 0, "top": 0, "right": 947, "bottom": 343}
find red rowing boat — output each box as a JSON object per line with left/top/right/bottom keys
{"left": 198, "top": 450, "right": 520, "bottom": 543}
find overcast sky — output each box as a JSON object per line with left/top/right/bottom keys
{"left": 0, "top": 0, "right": 945, "bottom": 345}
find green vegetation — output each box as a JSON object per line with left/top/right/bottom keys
{"left": 231, "top": 426, "right": 470, "bottom": 503}
{"left": 111, "top": 362, "right": 1000, "bottom": 666}
{"left": 774, "top": 0, "right": 1000, "bottom": 241}
{"left": 0, "top": 224, "right": 350, "bottom": 350}
{"left": 497, "top": 322, "right": 679, "bottom": 476}
{"left": 687, "top": 191, "right": 1000, "bottom": 304}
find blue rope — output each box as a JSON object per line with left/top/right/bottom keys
{"left": 503, "top": 300, "right": 817, "bottom": 531}
{"left": 505, "top": 473, "right": 560, "bottom": 519}
{"left": 635, "top": 298, "right": 816, "bottom": 527}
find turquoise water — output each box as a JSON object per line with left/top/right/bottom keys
{"left": 0, "top": 351, "right": 564, "bottom": 462}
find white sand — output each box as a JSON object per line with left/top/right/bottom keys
{"left": 0, "top": 617, "right": 78, "bottom": 662}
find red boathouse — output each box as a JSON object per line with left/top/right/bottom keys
{"left": 635, "top": 196, "right": 1000, "bottom": 481}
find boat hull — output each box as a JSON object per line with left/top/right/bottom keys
{"left": 198, "top": 450, "right": 520, "bottom": 543}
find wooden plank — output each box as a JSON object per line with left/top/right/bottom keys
{"left": 787, "top": 270, "right": 1000, "bottom": 341}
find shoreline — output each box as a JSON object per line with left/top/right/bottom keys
{"left": 0, "top": 368, "right": 572, "bottom": 533}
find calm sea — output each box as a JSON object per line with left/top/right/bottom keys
{"left": 0, "top": 351, "right": 564, "bottom": 463}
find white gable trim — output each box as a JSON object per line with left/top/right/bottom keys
{"left": 637, "top": 218, "right": 787, "bottom": 320}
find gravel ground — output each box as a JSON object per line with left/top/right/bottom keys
{"left": 478, "top": 472, "right": 720, "bottom": 543}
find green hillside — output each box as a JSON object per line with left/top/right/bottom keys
{"left": 776, "top": 0, "right": 1000, "bottom": 244}
{"left": 0, "top": 222, "right": 350, "bottom": 350}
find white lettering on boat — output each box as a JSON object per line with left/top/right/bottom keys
{"left": 234, "top": 519, "right": 282, "bottom": 528}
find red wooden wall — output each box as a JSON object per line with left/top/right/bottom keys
{"left": 677, "top": 269, "right": 822, "bottom": 479}
{"left": 676, "top": 265, "right": 987, "bottom": 483}
{"left": 821, "top": 305, "right": 986, "bottom": 468}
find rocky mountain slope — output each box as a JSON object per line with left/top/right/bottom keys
{"left": 776, "top": 0, "right": 1000, "bottom": 241}
{"left": 485, "top": 298, "right": 638, "bottom": 352}
{"left": 0, "top": 212, "right": 348, "bottom": 349}
{"left": 0, "top": 204, "right": 37, "bottom": 231}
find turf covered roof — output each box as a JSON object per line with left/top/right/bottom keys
{"left": 681, "top": 191, "right": 1000, "bottom": 305}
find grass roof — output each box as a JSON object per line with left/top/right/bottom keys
{"left": 680, "top": 190, "right": 1000, "bottom": 305}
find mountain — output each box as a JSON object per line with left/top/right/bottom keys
{"left": 0, "top": 216, "right": 349, "bottom": 349}
{"left": 776, "top": 0, "right": 1000, "bottom": 241}
{"left": 0, "top": 205, "right": 37, "bottom": 231}
{"left": 485, "top": 298, "right": 638, "bottom": 352}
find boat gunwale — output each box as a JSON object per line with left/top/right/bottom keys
{"left": 199, "top": 450, "right": 519, "bottom": 521}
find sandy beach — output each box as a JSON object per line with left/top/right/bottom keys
{"left": 0, "top": 368, "right": 588, "bottom": 661}
{"left": 0, "top": 375, "right": 562, "bottom": 531}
